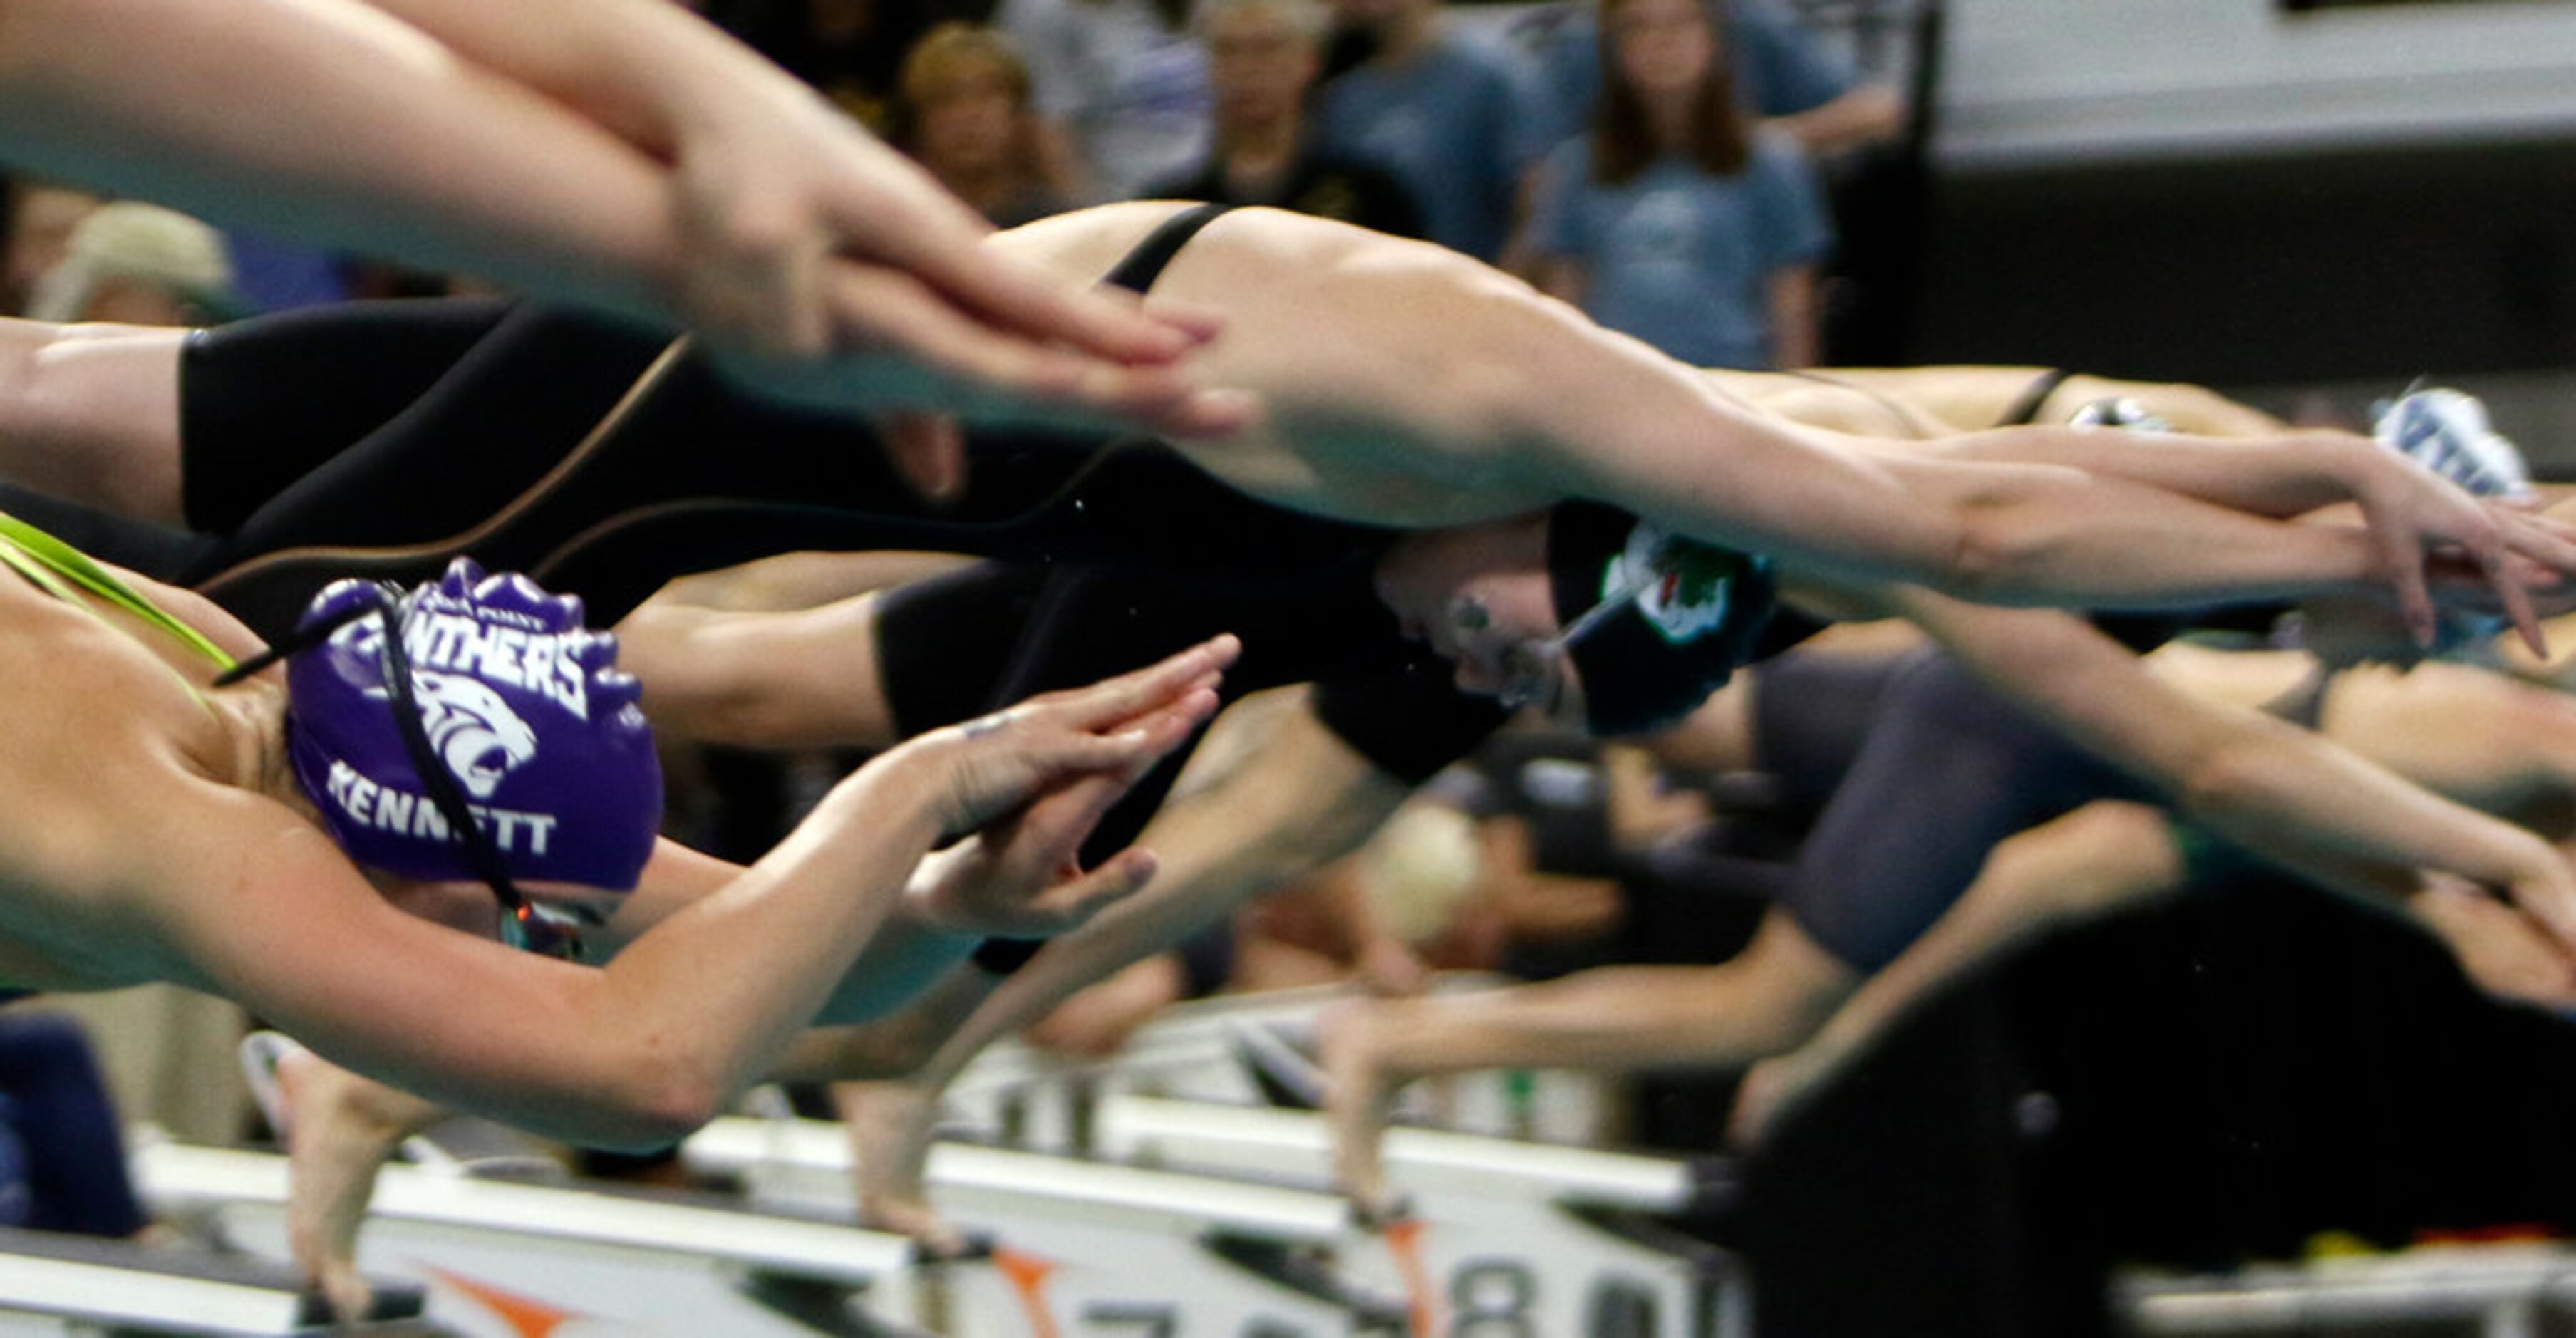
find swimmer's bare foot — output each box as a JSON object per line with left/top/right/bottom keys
{"left": 836, "top": 1081, "right": 968, "bottom": 1257}
{"left": 271, "top": 1044, "right": 443, "bottom": 1321}
{"left": 1317, "top": 1002, "right": 1405, "bottom": 1227}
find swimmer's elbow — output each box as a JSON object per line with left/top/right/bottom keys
{"left": 1923, "top": 487, "right": 2084, "bottom": 605}
{"left": 2168, "top": 742, "right": 2281, "bottom": 827}
{"left": 1914, "top": 499, "right": 2020, "bottom": 602}
{"left": 576, "top": 1064, "right": 728, "bottom": 1152}
{"left": 593, "top": 1096, "right": 720, "bottom": 1156}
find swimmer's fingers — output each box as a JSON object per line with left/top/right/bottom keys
{"left": 1020, "top": 844, "right": 1161, "bottom": 932}
{"left": 2488, "top": 557, "right": 2550, "bottom": 660}
{"left": 817, "top": 263, "right": 1258, "bottom": 440}
{"left": 921, "top": 690, "right": 1216, "bottom": 839}
{"left": 2374, "top": 519, "right": 2441, "bottom": 648}
{"left": 2495, "top": 504, "right": 2576, "bottom": 584}
{"left": 2500, "top": 854, "right": 2576, "bottom": 964}
{"left": 906, "top": 774, "right": 1159, "bottom": 935}
{"left": 2446, "top": 510, "right": 2559, "bottom": 656}
{"left": 814, "top": 162, "right": 1218, "bottom": 368}
{"left": 1020, "top": 636, "right": 1242, "bottom": 735}
{"left": 2413, "top": 871, "right": 2576, "bottom": 1011}
{"left": 2426, "top": 551, "right": 2575, "bottom": 616}
{"left": 2505, "top": 501, "right": 2576, "bottom": 538}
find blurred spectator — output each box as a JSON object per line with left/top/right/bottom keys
{"left": 0, "top": 180, "right": 98, "bottom": 317}
{"left": 0, "top": 1013, "right": 151, "bottom": 1240}
{"left": 1142, "top": 0, "right": 1422, "bottom": 236}
{"left": 26, "top": 201, "right": 244, "bottom": 326}
{"left": 1524, "top": 0, "right": 1904, "bottom": 157}
{"left": 1516, "top": 0, "right": 1833, "bottom": 369}
{"left": 995, "top": 0, "right": 1211, "bottom": 202}
{"left": 894, "top": 24, "right": 1072, "bottom": 226}
{"left": 703, "top": 0, "right": 948, "bottom": 134}
{"left": 1310, "top": 0, "right": 1551, "bottom": 262}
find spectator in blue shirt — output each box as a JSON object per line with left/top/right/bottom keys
{"left": 1518, "top": 0, "right": 1833, "bottom": 369}
{"left": 1526, "top": 0, "right": 1903, "bottom": 156}
{"left": 1311, "top": 0, "right": 1550, "bottom": 261}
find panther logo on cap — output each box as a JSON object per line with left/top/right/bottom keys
{"left": 368, "top": 670, "right": 539, "bottom": 800}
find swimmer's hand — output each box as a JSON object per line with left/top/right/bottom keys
{"left": 609, "top": 12, "right": 1252, "bottom": 447}
{"left": 902, "top": 772, "right": 1154, "bottom": 938}
{"left": 2419, "top": 537, "right": 2576, "bottom": 625}
{"left": 893, "top": 636, "right": 1239, "bottom": 932}
{"left": 2409, "top": 873, "right": 2576, "bottom": 1011}
{"left": 2349, "top": 460, "right": 2576, "bottom": 656}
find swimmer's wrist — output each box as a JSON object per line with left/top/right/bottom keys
{"left": 820, "top": 754, "right": 946, "bottom": 854}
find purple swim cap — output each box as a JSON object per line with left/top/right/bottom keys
{"left": 284, "top": 559, "right": 662, "bottom": 891}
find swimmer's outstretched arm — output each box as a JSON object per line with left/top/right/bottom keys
{"left": 1553, "top": 388, "right": 2562, "bottom": 641}
{"left": 1131, "top": 211, "right": 2563, "bottom": 630}
{"left": 0, "top": 0, "right": 686, "bottom": 333}
{"left": 139, "top": 637, "right": 1231, "bottom": 1148}
{"left": 348, "top": 0, "right": 1240, "bottom": 441}
{"left": 1905, "top": 422, "right": 2396, "bottom": 520}
{"left": 1876, "top": 584, "right": 2576, "bottom": 950}
{"left": 0, "top": 0, "right": 1241, "bottom": 440}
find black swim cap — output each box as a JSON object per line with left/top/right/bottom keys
{"left": 1545, "top": 502, "right": 1776, "bottom": 736}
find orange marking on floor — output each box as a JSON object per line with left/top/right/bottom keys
{"left": 991, "top": 1244, "right": 1064, "bottom": 1338}
{"left": 1382, "top": 1218, "right": 1442, "bottom": 1336}
{"left": 422, "top": 1264, "right": 586, "bottom": 1338}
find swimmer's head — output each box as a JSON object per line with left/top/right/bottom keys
{"left": 262, "top": 559, "right": 662, "bottom": 950}
{"left": 1373, "top": 506, "right": 1775, "bottom": 735}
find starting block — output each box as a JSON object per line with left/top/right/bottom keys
{"left": 685, "top": 1116, "right": 1405, "bottom": 1334}
{"left": 133, "top": 1140, "right": 927, "bottom": 1336}
{"left": 1097, "top": 1094, "right": 1747, "bottom": 1338}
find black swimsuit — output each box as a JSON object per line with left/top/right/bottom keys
{"left": 167, "top": 205, "right": 1506, "bottom": 870}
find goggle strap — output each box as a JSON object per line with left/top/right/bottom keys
{"left": 366, "top": 592, "right": 530, "bottom": 911}
{"left": 232, "top": 582, "right": 586, "bottom": 960}
{"left": 211, "top": 593, "right": 385, "bottom": 688}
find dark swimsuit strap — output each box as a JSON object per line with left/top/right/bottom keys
{"left": 1101, "top": 203, "right": 1233, "bottom": 295}
{"left": 1994, "top": 368, "right": 2077, "bottom": 427}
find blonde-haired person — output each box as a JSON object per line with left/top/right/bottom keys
{"left": 894, "top": 24, "right": 1074, "bottom": 228}
{"left": 26, "top": 201, "right": 242, "bottom": 327}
